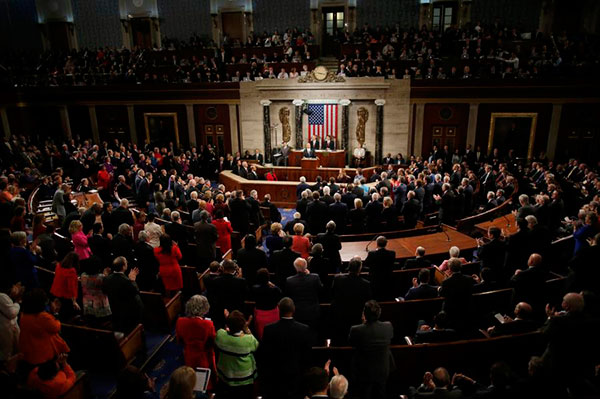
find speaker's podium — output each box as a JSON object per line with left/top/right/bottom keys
{"left": 301, "top": 157, "right": 320, "bottom": 170}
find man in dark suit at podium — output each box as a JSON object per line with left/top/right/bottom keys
{"left": 323, "top": 135, "right": 336, "bottom": 150}
{"left": 303, "top": 143, "right": 316, "bottom": 158}
{"left": 253, "top": 148, "right": 263, "bottom": 165}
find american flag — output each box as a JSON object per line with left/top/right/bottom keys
{"left": 308, "top": 103, "right": 338, "bottom": 140}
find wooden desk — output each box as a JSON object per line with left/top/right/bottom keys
{"left": 475, "top": 213, "right": 517, "bottom": 237}
{"left": 339, "top": 228, "right": 477, "bottom": 263}
{"left": 289, "top": 150, "right": 346, "bottom": 168}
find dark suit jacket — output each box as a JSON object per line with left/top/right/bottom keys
{"left": 209, "top": 274, "right": 247, "bottom": 326}
{"left": 478, "top": 238, "right": 506, "bottom": 275}
{"left": 403, "top": 257, "right": 432, "bottom": 270}
{"left": 112, "top": 207, "right": 134, "bottom": 230}
{"left": 402, "top": 198, "right": 421, "bottom": 228}
{"left": 164, "top": 221, "right": 189, "bottom": 248}
{"left": 102, "top": 272, "right": 143, "bottom": 333}
{"left": 134, "top": 241, "right": 160, "bottom": 291}
{"left": 229, "top": 197, "right": 251, "bottom": 233}
{"left": 489, "top": 319, "right": 538, "bottom": 337}
{"left": 510, "top": 266, "right": 547, "bottom": 308}
{"left": 365, "top": 248, "right": 396, "bottom": 300}
{"left": 405, "top": 283, "right": 439, "bottom": 300}
{"left": 296, "top": 183, "right": 311, "bottom": 199}
{"left": 193, "top": 221, "right": 218, "bottom": 261}
{"left": 296, "top": 197, "right": 309, "bottom": 220}
{"left": 303, "top": 149, "right": 316, "bottom": 158}
{"left": 331, "top": 274, "right": 372, "bottom": 341}
{"left": 285, "top": 273, "right": 323, "bottom": 324}
{"left": 111, "top": 233, "right": 134, "bottom": 262}
{"left": 306, "top": 200, "right": 328, "bottom": 234}
{"left": 260, "top": 318, "right": 312, "bottom": 398}
{"left": 88, "top": 234, "right": 111, "bottom": 266}
{"left": 330, "top": 202, "right": 349, "bottom": 233}
{"left": 246, "top": 197, "right": 264, "bottom": 227}
{"left": 414, "top": 328, "right": 457, "bottom": 344}
{"left": 236, "top": 246, "right": 268, "bottom": 286}
{"left": 315, "top": 231, "right": 342, "bottom": 268}
{"left": 348, "top": 321, "right": 394, "bottom": 383}
{"left": 270, "top": 247, "right": 301, "bottom": 285}
{"left": 439, "top": 272, "right": 474, "bottom": 321}
{"left": 348, "top": 208, "right": 367, "bottom": 233}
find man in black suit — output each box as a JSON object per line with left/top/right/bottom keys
{"left": 404, "top": 268, "right": 438, "bottom": 300}
{"left": 296, "top": 176, "right": 311, "bottom": 199}
{"left": 365, "top": 236, "right": 396, "bottom": 300}
{"left": 434, "top": 183, "right": 455, "bottom": 225}
{"left": 81, "top": 203, "right": 101, "bottom": 234}
{"left": 401, "top": 191, "right": 421, "bottom": 229}
{"left": 403, "top": 246, "right": 433, "bottom": 270}
{"left": 284, "top": 212, "right": 307, "bottom": 235}
{"left": 515, "top": 194, "right": 536, "bottom": 220}
{"left": 208, "top": 259, "right": 246, "bottom": 329}
{"left": 348, "top": 300, "right": 394, "bottom": 399}
{"left": 252, "top": 148, "right": 264, "bottom": 165}
{"left": 365, "top": 192, "right": 383, "bottom": 231}
{"left": 247, "top": 165, "right": 259, "bottom": 180}
{"left": 235, "top": 234, "right": 267, "bottom": 287}
{"left": 331, "top": 256, "right": 373, "bottom": 345}
{"left": 510, "top": 253, "right": 547, "bottom": 312}
{"left": 260, "top": 297, "right": 312, "bottom": 399}
{"left": 526, "top": 215, "right": 552, "bottom": 259}
{"left": 228, "top": 190, "right": 251, "bottom": 234}
{"left": 269, "top": 236, "right": 301, "bottom": 286}
{"left": 193, "top": 210, "right": 218, "bottom": 269}
{"left": 329, "top": 193, "right": 348, "bottom": 234}
{"left": 260, "top": 194, "right": 281, "bottom": 223}
{"left": 504, "top": 218, "right": 530, "bottom": 277}
{"left": 476, "top": 226, "right": 506, "bottom": 280}
{"left": 487, "top": 302, "right": 538, "bottom": 337}
{"left": 303, "top": 143, "right": 316, "bottom": 158}
{"left": 439, "top": 258, "right": 474, "bottom": 330}
{"left": 111, "top": 223, "right": 135, "bottom": 263}
{"left": 285, "top": 257, "right": 323, "bottom": 331}
{"left": 134, "top": 230, "right": 160, "bottom": 291}
{"left": 102, "top": 256, "right": 144, "bottom": 333}
{"left": 306, "top": 191, "right": 328, "bottom": 234}
{"left": 323, "top": 135, "right": 336, "bottom": 150}
{"left": 246, "top": 189, "right": 264, "bottom": 228}
{"left": 239, "top": 161, "right": 250, "bottom": 179}
{"left": 88, "top": 223, "right": 111, "bottom": 267}
{"left": 111, "top": 199, "right": 134, "bottom": 229}
{"left": 315, "top": 221, "right": 343, "bottom": 272}
{"left": 164, "top": 211, "right": 188, "bottom": 248}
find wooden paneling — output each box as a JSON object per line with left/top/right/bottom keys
{"left": 422, "top": 103, "right": 469, "bottom": 156}
{"left": 194, "top": 104, "right": 231, "bottom": 156}
{"left": 95, "top": 105, "right": 129, "bottom": 144}
{"left": 68, "top": 106, "right": 93, "bottom": 140}
{"left": 134, "top": 104, "right": 188, "bottom": 147}
{"left": 475, "top": 103, "right": 552, "bottom": 159}
{"left": 556, "top": 103, "right": 600, "bottom": 163}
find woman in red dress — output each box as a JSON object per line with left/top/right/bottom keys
{"left": 50, "top": 252, "right": 81, "bottom": 321}
{"left": 153, "top": 235, "right": 183, "bottom": 295}
{"left": 176, "top": 295, "right": 216, "bottom": 388}
{"left": 212, "top": 210, "right": 233, "bottom": 254}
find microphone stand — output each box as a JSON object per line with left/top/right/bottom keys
{"left": 439, "top": 221, "right": 451, "bottom": 242}
{"left": 365, "top": 233, "right": 379, "bottom": 251}
{"left": 502, "top": 213, "right": 511, "bottom": 228}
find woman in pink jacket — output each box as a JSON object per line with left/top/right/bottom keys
{"left": 69, "top": 220, "right": 91, "bottom": 260}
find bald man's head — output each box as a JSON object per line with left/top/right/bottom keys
{"left": 515, "top": 302, "right": 532, "bottom": 319}
{"left": 528, "top": 253, "right": 542, "bottom": 268}
{"left": 563, "top": 293, "right": 585, "bottom": 313}
{"left": 433, "top": 367, "right": 451, "bottom": 387}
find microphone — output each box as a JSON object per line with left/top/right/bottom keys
{"left": 365, "top": 233, "right": 379, "bottom": 251}
{"left": 502, "top": 213, "right": 511, "bottom": 228}
{"left": 439, "top": 220, "right": 451, "bottom": 242}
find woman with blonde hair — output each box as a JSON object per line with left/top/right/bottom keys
{"left": 161, "top": 366, "right": 196, "bottom": 399}
{"left": 69, "top": 220, "right": 91, "bottom": 260}
{"left": 291, "top": 223, "right": 311, "bottom": 258}
{"left": 265, "top": 222, "right": 284, "bottom": 256}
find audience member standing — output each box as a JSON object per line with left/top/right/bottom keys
{"left": 154, "top": 235, "right": 183, "bottom": 296}
{"left": 194, "top": 211, "right": 218, "bottom": 270}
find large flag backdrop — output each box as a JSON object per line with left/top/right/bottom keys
{"left": 307, "top": 103, "right": 339, "bottom": 141}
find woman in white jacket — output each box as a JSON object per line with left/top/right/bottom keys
{"left": 0, "top": 281, "right": 22, "bottom": 361}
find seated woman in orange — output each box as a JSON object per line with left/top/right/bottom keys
{"left": 212, "top": 210, "right": 233, "bottom": 254}
{"left": 291, "top": 223, "right": 311, "bottom": 259}
{"left": 154, "top": 234, "right": 183, "bottom": 295}
{"left": 19, "top": 289, "right": 70, "bottom": 366}
{"left": 50, "top": 252, "right": 81, "bottom": 321}
{"left": 175, "top": 295, "right": 216, "bottom": 389}
{"left": 27, "top": 354, "right": 76, "bottom": 398}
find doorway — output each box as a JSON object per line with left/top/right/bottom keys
{"left": 432, "top": 2, "right": 456, "bottom": 33}
{"left": 130, "top": 18, "right": 152, "bottom": 48}
{"left": 221, "top": 12, "right": 244, "bottom": 45}
{"left": 322, "top": 7, "right": 345, "bottom": 55}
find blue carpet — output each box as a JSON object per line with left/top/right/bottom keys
{"left": 280, "top": 207, "right": 295, "bottom": 224}
{"left": 144, "top": 337, "right": 184, "bottom": 395}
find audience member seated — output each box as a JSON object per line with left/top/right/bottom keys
{"left": 27, "top": 353, "right": 76, "bottom": 398}
{"left": 414, "top": 311, "right": 457, "bottom": 344}
{"left": 404, "top": 268, "right": 439, "bottom": 301}
{"left": 486, "top": 301, "right": 538, "bottom": 337}
{"left": 438, "top": 246, "right": 468, "bottom": 273}
{"left": 404, "top": 246, "right": 433, "bottom": 269}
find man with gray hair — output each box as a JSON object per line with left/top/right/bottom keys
{"left": 285, "top": 258, "right": 323, "bottom": 332}
{"left": 330, "top": 192, "right": 348, "bottom": 234}
{"left": 515, "top": 194, "right": 535, "bottom": 220}
{"left": 134, "top": 229, "right": 160, "bottom": 291}
{"left": 329, "top": 374, "right": 349, "bottom": 399}
{"left": 297, "top": 176, "right": 310, "bottom": 198}
{"left": 164, "top": 210, "right": 188, "bottom": 250}
{"left": 112, "top": 198, "right": 134, "bottom": 228}
{"left": 111, "top": 223, "right": 134, "bottom": 262}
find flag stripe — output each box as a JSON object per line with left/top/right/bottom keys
{"left": 307, "top": 103, "right": 339, "bottom": 142}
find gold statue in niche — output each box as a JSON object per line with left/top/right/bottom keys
{"left": 356, "top": 107, "right": 369, "bottom": 145}
{"left": 279, "top": 107, "right": 292, "bottom": 143}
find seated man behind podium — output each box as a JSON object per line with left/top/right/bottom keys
{"left": 404, "top": 246, "right": 433, "bottom": 269}
{"left": 323, "top": 135, "right": 336, "bottom": 151}
{"left": 303, "top": 143, "right": 316, "bottom": 158}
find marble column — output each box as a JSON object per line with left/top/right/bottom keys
{"left": 88, "top": 105, "right": 99, "bottom": 144}
{"left": 260, "top": 100, "right": 272, "bottom": 164}
{"left": 466, "top": 103, "right": 479, "bottom": 147}
{"left": 375, "top": 99, "right": 385, "bottom": 164}
{"left": 127, "top": 105, "right": 137, "bottom": 144}
{"left": 292, "top": 99, "right": 304, "bottom": 149}
{"left": 59, "top": 106, "right": 72, "bottom": 140}
{"left": 186, "top": 104, "right": 196, "bottom": 146}
{"left": 547, "top": 104, "right": 562, "bottom": 160}
{"left": 339, "top": 99, "right": 351, "bottom": 166}
{"left": 1, "top": 107, "right": 11, "bottom": 139}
